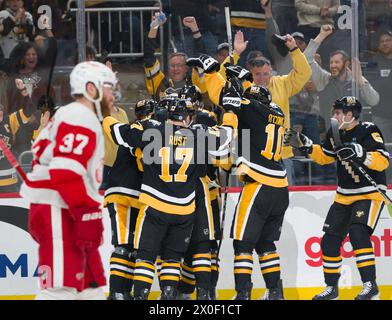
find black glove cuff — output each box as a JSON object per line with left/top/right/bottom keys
{"left": 299, "top": 145, "right": 313, "bottom": 155}
{"left": 1, "top": 17, "right": 15, "bottom": 35}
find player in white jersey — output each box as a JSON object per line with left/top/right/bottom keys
{"left": 19, "top": 61, "right": 117, "bottom": 300}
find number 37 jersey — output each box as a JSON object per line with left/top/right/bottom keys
{"left": 103, "top": 114, "right": 237, "bottom": 215}
{"left": 20, "top": 102, "right": 104, "bottom": 208}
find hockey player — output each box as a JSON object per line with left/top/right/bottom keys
{"left": 187, "top": 55, "right": 289, "bottom": 300}
{"left": 231, "top": 85, "right": 288, "bottom": 300}
{"left": 176, "top": 84, "right": 224, "bottom": 300}
{"left": 105, "top": 99, "right": 155, "bottom": 300}
{"left": 285, "top": 96, "right": 390, "bottom": 300}
{"left": 103, "top": 87, "right": 237, "bottom": 300}
{"left": 20, "top": 61, "right": 117, "bottom": 300}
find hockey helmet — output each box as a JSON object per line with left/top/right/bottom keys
{"left": 134, "top": 99, "right": 156, "bottom": 120}
{"left": 167, "top": 99, "right": 195, "bottom": 122}
{"left": 70, "top": 61, "right": 117, "bottom": 120}
{"left": 179, "top": 85, "right": 202, "bottom": 105}
{"left": 153, "top": 95, "right": 177, "bottom": 122}
{"left": 157, "top": 95, "right": 177, "bottom": 111}
{"left": 332, "top": 96, "right": 362, "bottom": 119}
{"left": 244, "top": 85, "right": 272, "bottom": 105}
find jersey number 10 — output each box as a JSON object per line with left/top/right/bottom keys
{"left": 261, "top": 124, "right": 284, "bottom": 161}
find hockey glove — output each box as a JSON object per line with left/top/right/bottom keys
{"left": 335, "top": 143, "right": 366, "bottom": 163}
{"left": 221, "top": 81, "right": 243, "bottom": 112}
{"left": 186, "top": 55, "right": 220, "bottom": 73}
{"left": 283, "top": 128, "right": 313, "bottom": 153}
{"left": 1, "top": 17, "right": 15, "bottom": 36}
{"left": 224, "top": 63, "right": 253, "bottom": 82}
{"left": 71, "top": 207, "right": 104, "bottom": 250}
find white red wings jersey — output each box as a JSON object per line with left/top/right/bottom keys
{"left": 20, "top": 102, "right": 104, "bottom": 208}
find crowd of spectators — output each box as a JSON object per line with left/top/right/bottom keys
{"left": 0, "top": 0, "right": 391, "bottom": 189}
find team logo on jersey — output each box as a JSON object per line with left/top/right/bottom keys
{"left": 203, "top": 228, "right": 209, "bottom": 236}
{"left": 76, "top": 272, "right": 84, "bottom": 281}
{"left": 371, "top": 132, "right": 384, "bottom": 143}
{"left": 95, "top": 160, "right": 103, "bottom": 184}
{"left": 356, "top": 211, "right": 365, "bottom": 218}
{"left": 346, "top": 96, "right": 356, "bottom": 105}
{"left": 0, "top": 134, "right": 10, "bottom": 160}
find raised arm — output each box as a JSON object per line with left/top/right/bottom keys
{"left": 303, "top": 25, "right": 334, "bottom": 91}
{"left": 144, "top": 12, "right": 167, "bottom": 97}
{"left": 278, "top": 35, "right": 311, "bottom": 97}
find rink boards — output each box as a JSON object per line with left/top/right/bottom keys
{"left": 0, "top": 187, "right": 391, "bottom": 300}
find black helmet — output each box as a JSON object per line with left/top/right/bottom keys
{"left": 164, "top": 87, "right": 181, "bottom": 97}
{"left": 134, "top": 99, "right": 156, "bottom": 120}
{"left": 333, "top": 96, "right": 362, "bottom": 119}
{"left": 157, "top": 95, "right": 178, "bottom": 111}
{"left": 244, "top": 85, "right": 272, "bottom": 105}
{"left": 167, "top": 99, "right": 195, "bottom": 121}
{"left": 179, "top": 85, "right": 202, "bottom": 105}
{"left": 153, "top": 95, "right": 177, "bottom": 122}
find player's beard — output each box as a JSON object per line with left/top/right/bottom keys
{"left": 100, "top": 94, "right": 114, "bottom": 118}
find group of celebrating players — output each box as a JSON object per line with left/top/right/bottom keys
{"left": 19, "top": 43, "right": 389, "bottom": 300}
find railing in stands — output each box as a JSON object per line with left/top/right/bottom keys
{"left": 68, "top": 1, "right": 163, "bottom": 58}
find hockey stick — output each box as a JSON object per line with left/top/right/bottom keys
{"left": 0, "top": 138, "right": 27, "bottom": 182}
{"left": 217, "top": 168, "right": 230, "bottom": 256}
{"left": 224, "top": 1, "right": 234, "bottom": 65}
{"left": 330, "top": 118, "right": 392, "bottom": 216}
{"left": 41, "top": 35, "right": 58, "bottom": 116}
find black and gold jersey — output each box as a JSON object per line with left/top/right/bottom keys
{"left": 103, "top": 117, "right": 145, "bottom": 209}
{"left": 102, "top": 114, "right": 237, "bottom": 215}
{"left": 0, "top": 109, "right": 29, "bottom": 186}
{"left": 234, "top": 99, "right": 288, "bottom": 188}
{"left": 103, "top": 144, "right": 143, "bottom": 209}
{"left": 230, "top": 0, "right": 266, "bottom": 29}
{"left": 195, "top": 109, "right": 217, "bottom": 128}
{"left": 310, "top": 121, "right": 390, "bottom": 205}
{"left": 194, "top": 109, "right": 226, "bottom": 192}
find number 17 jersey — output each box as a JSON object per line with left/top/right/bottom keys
{"left": 103, "top": 114, "right": 237, "bottom": 215}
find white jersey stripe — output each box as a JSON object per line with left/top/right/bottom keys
{"left": 234, "top": 261, "right": 253, "bottom": 268}
{"left": 160, "top": 268, "right": 181, "bottom": 275}
{"left": 0, "top": 168, "right": 17, "bottom": 176}
{"left": 355, "top": 254, "right": 375, "bottom": 262}
{"left": 51, "top": 206, "right": 64, "bottom": 288}
{"left": 141, "top": 184, "right": 195, "bottom": 204}
{"left": 259, "top": 259, "right": 280, "bottom": 268}
{"left": 337, "top": 185, "right": 387, "bottom": 195}
{"left": 134, "top": 269, "right": 154, "bottom": 277}
{"left": 110, "top": 264, "right": 134, "bottom": 273}
{"left": 104, "top": 186, "right": 140, "bottom": 197}
{"left": 192, "top": 260, "right": 212, "bottom": 266}
{"left": 323, "top": 262, "right": 342, "bottom": 268}
{"left": 113, "top": 123, "right": 131, "bottom": 149}
{"left": 236, "top": 157, "right": 287, "bottom": 177}
{"left": 50, "top": 157, "right": 86, "bottom": 176}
